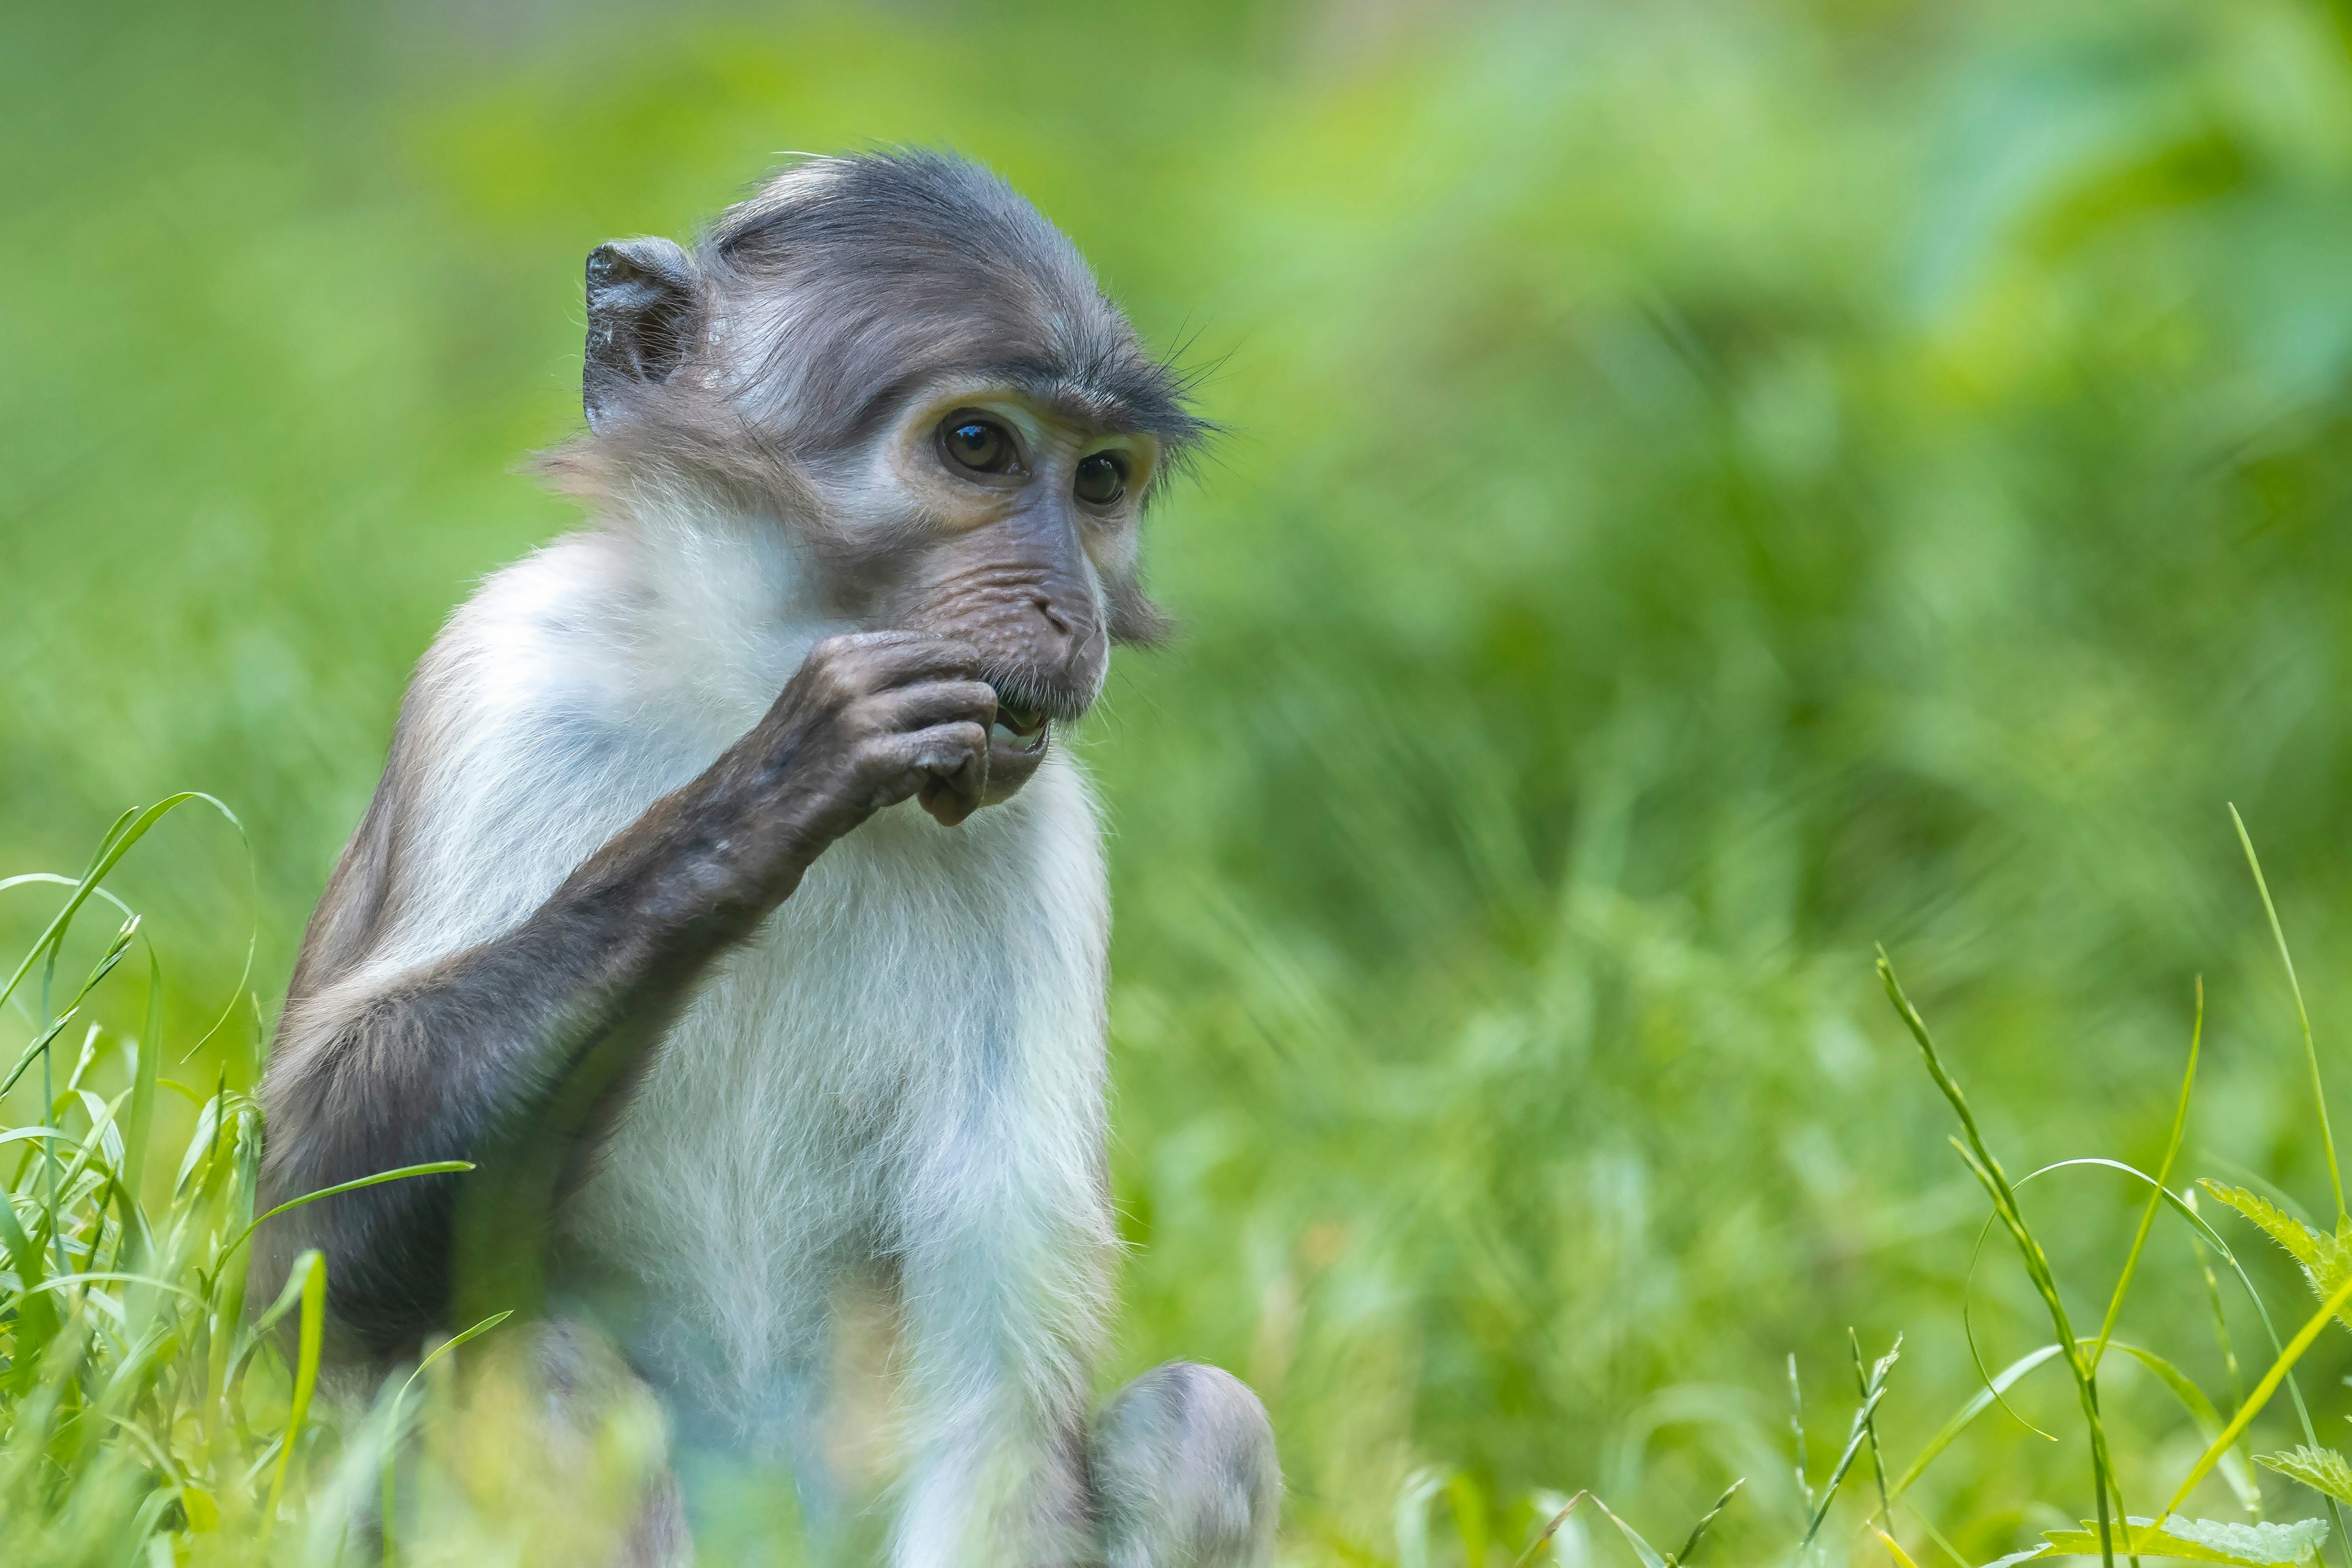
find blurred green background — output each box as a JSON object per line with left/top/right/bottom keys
{"left": 10, "top": 0, "right": 2352, "bottom": 1559}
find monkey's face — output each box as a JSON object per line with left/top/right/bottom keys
{"left": 563, "top": 156, "right": 1201, "bottom": 814}
{"left": 841, "top": 380, "right": 1161, "bottom": 806}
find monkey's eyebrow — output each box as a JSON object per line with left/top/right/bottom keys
{"left": 989, "top": 358, "right": 1205, "bottom": 447}
{"left": 856, "top": 359, "right": 1199, "bottom": 450}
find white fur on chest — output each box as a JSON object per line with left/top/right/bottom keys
{"left": 373, "top": 518, "right": 1111, "bottom": 1426}
{"left": 564, "top": 763, "right": 1109, "bottom": 1415}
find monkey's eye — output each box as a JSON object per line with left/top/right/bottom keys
{"left": 941, "top": 415, "right": 1016, "bottom": 474}
{"left": 1073, "top": 451, "right": 1127, "bottom": 507}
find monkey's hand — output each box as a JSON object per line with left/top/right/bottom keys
{"left": 701, "top": 631, "right": 998, "bottom": 898}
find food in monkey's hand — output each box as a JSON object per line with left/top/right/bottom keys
{"left": 990, "top": 688, "right": 1050, "bottom": 754}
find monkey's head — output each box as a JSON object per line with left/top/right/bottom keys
{"left": 552, "top": 151, "right": 1203, "bottom": 807}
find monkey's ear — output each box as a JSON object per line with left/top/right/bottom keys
{"left": 583, "top": 237, "right": 703, "bottom": 428}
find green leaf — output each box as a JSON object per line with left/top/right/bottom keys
{"left": 1892, "top": 1343, "right": 2068, "bottom": 1500}
{"left": 1803, "top": 1334, "right": 1902, "bottom": 1546}
{"left": 2259, "top": 1448, "right": 2352, "bottom": 1508}
{"left": 2023, "top": 1516, "right": 2327, "bottom": 1566}
{"left": 1393, "top": 1467, "right": 1446, "bottom": 1568}
{"left": 2103, "top": 1341, "right": 2263, "bottom": 1515}
{"left": 2201, "top": 1181, "right": 2352, "bottom": 1327}
{"left": 265, "top": 1248, "right": 328, "bottom": 1519}
{"left": 1586, "top": 1494, "right": 1669, "bottom": 1568}
{"left": 1449, "top": 1471, "right": 1490, "bottom": 1568}
{"left": 2202, "top": 1183, "right": 2332, "bottom": 1274}
{"left": 1511, "top": 1493, "right": 1588, "bottom": 1568}
{"left": 1668, "top": 1478, "right": 1743, "bottom": 1566}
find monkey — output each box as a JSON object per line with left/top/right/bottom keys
{"left": 252, "top": 151, "right": 1278, "bottom": 1568}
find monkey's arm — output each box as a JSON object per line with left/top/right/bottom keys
{"left": 257, "top": 631, "right": 998, "bottom": 1355}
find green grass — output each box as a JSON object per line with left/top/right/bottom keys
{"left": 13, "top": 0, "right": 2352, "bottom": 1561}
{"left": 11, "top": 799, "right": 2352, "bottom": 1564}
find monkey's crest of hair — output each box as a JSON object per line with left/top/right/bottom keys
{"left": 537, "top": 149, "right": 1212, "bottom": 537}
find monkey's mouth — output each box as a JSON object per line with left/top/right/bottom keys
{"left": 989, "top": 692, "right": 1050, "bottom": 756}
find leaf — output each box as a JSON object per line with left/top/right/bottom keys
{"left": 1586, "top": 1494, "right": 1670, "bottom": 1568}
{"left": 1394, "top": 1467, "right": 1446, "bottom": 1568}
{"left": 1512, "top": 1493, "right": 1588, "bottom": 1568}
{"left": 2201, "top": 1181, "right": 2352, "bottom": 1327}
{"left": 1892, "top": 1343, "right": 2068, "bottom": 1499}
{"left": 1449, "top": 1471, "right": 1490, "bottom": 1568}
{"left": 1669, "top": 1479, "right": 1743, "bottom": 1566}
{"left": 217, "top": 1158, "right": 475, "bottom": 1267}
{"left": 265, "top": 1248, "right": 327, "bottom": 1521}
{"left": 2164, "top": 1266, "right": 2352, "bottom": 1518}
{"left": 2163, "top": 1517, "right": 2330, "bottom": 1564}
{"left": 2258, "top": 1448, "right": 2352, "bottom": 1507}
{"left": 2103, "top": 1341, "right": 2264, "bottom": 1515}
{"left": 1803, "top": 1334, "right": 1902, "bottom": 1545}
{"left": 2201, "top": 1183, "right": 2329, "bottom": 1273}
{"left": 393, "top": 1309, "right": 512, "bottom": 1408}
{"left": 2022, "top": 1515, "right": 2328, "bottom": 1566}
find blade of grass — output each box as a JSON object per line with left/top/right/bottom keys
{"left": 1880, "top": 952, "right": 2124, "bottom": 1568}
{"left": 0, "top": 795, "right": 234, "bottom": 1020}
{"left": 265, "top": 1249, "right": 327, "bottom": 1526}
{"left": 1791, "top": 1353, "right": 1815, "bottom": 1516}
{"left": 1510, "top": 1493, "right": 1587, "bottom": 1568}
{"left": 1854, "top": 1330, "right": 1894, "bottom": 1527}
{"left": 1588, "top": 1494, "right": 1670, "bottom": 1568}
{"left": 1671, "top": 1478, "right": 1744, "bottom": 1566}
{"left": 2089, "top": 979, "right": 2201, "bottom": 1375}
{"left": 382, "top": 1309, "right": 513, "bottom": 1567}
{"left": 2162, "top": 1267, "right": 2352, "bottom": 1518}
{"left": 2232, "top": 805, "right": 2346, "bottom": 1227}
{"left": 0, "top": 914, "right": 138, "bottom": 1096}
{"left": 2189, "top": 1191, "right": 2245, "bottom": 1410}
{"left": 1890, "top": 1343, "right": 2068, "bottom": 1500}
{"left": 1803, "top": 1335, "right": 1901, "bottom": 1547}
{"left": 1959, "top": 1218, "right": 2060, "bottom": 1443}
{"left": 120, "top": 944, "right": 163, "bottom": 1231}
{"left": 217, "top": 1161, "right": 475, "bottom": 1267}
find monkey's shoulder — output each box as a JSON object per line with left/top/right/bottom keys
{"left": 346, "top": 535, "right": 755, "bottom": 971}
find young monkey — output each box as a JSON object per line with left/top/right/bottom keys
{"left": 254, "top": 151, "right": 1278, "bottom": 1567}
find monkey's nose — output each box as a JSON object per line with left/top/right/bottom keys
{"left": 1033, "top": 596, "right": 1072, "bottom": 636}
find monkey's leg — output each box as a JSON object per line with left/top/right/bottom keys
{"left": 1091, "top": 1363, "right": 1279, "bottom": 1568}
{"left": 441, "top": 1317, "right": 691, "bottom": 1567}
{"left": 884, "top": 1129, "right": 1111, "bottom": 1568}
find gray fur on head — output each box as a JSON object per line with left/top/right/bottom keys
{"left": 573, "top": 149, "right": 1205, "bottom": 480}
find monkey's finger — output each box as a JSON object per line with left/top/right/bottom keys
{"left": 867, "top": 721, "right": 988, "bottom": 781}
{"left": 869, "top": 679, "right": 998, "bottom": 734}
{"left": 876, "top": 722, "right": 987, "bottom": 827}
{"left": 918, "top": 776, "right": 979, "bottom": 827}
{"left": 865, "top": 635, "right": 986, "bottom": 690}
{"left": 807, "top": 631, "right": 984, "bottom": 690}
